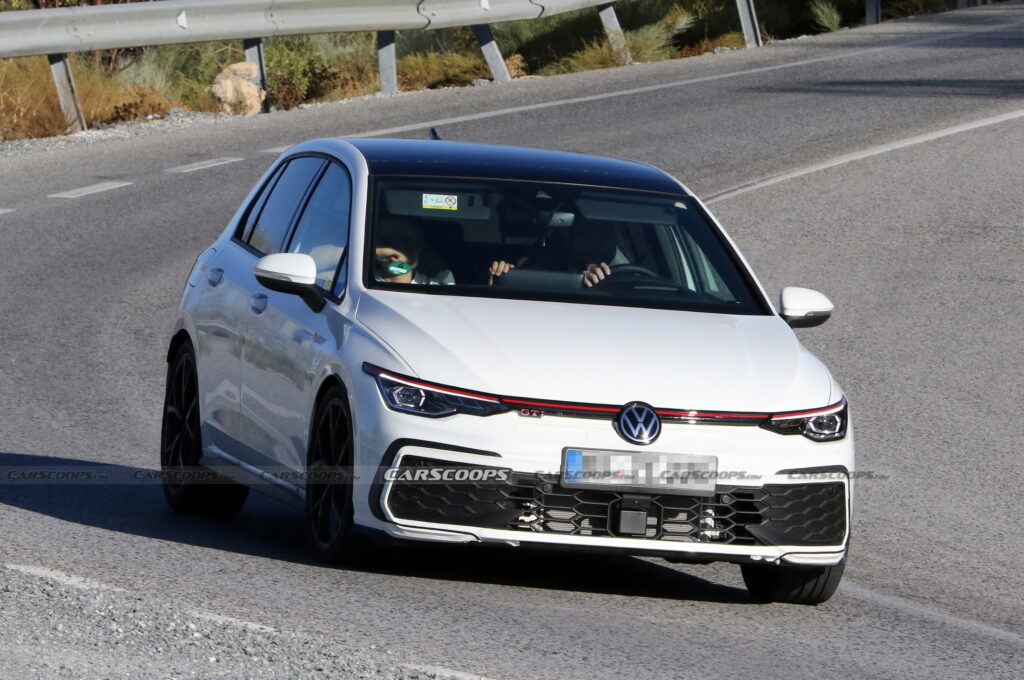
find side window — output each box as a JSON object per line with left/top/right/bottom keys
{"left": 286, "top": 163, "right": 352, "bottom": 294}
{"left": 239, "top": 165, "right": 284, "bottom": 243}
{"left": 247, "top": 157, "right": 325, "bottom": 255}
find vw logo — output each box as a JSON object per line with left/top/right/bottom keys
{"left": 616, "top": 402, "right": 661, "bottom": 445}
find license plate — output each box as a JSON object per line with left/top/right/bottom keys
{"left": 562, "top": 448, "right": 717, "bottom": 497}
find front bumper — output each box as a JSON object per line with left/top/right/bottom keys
{"left": 350, "top": 398, "right": 853, "bottom": 565}
{"left": 373, "top": 451, "right": 849, "bottom": 565}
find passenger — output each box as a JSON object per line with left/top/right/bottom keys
{"left": 489, "top": 217, "right": 627, "bottom": 287}
{"left": 375, "top": 217, "right": 455, "bottom": 286}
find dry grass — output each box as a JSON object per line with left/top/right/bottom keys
{"left": 73, "top": 58, "right": 172, "bottom": 124}
{"left": 883, "top": 0, "right": 954, "bottom": 19}
{"left": 0, "top": 54, "right": 173, "bottom": 140}
{"left": 505, "top": 53, "right": 529, "bottom": 79}
{"left": 539, "top": 24, "right": 677, "bottom": 75}
{"left": 809, "top": 0, "right": 843, "bottom": 33}
{"left": 397, "top": 51, "right": 489, "bottom": 90}
{"left": 0, "top": 57, "right": 70, "bottom": 140}
{"left": 678, "top": 31, "right": 746, "bottom": 58}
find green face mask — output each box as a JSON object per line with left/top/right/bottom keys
{"left": 386, "top": 261, "right": 412, "bottom": 276}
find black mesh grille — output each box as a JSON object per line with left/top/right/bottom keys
{"left": 387, "top": 456, "right": 847, "bottom": 547}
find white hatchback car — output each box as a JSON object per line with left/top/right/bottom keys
{"left": 162, "top": 138, "right": 853, "bottom": 604}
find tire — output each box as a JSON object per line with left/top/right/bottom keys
{"left": 161, "top": 342, "right": 249, "bottom": 516}
{"left": 305, "top": 385, "right": 370, "bottom": 564}
{"left": 740, "top": 559, "right": 846, "bottom": 605}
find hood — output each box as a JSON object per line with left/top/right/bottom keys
{"left": 355, "top": 290, "right": 835, "bottom": 413}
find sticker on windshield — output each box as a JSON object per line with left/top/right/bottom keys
{"left": 422, "top": 193, "right": 458, "bottom": 211}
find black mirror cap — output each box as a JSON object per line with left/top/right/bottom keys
{"left": 255, "top": 273, "right": 326, "bottom": 313}
{"left": 783, "top": 311, "right": 831, "bottom": 328}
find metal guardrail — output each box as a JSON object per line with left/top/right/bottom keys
{"left": 0, "top": 1, "right": 566, "bottom": 58}
{"left": 3, "top": 0, "right": 989, "bottom": 133}
{"left": 0, "top": 0, "right": 639, "bottom": 130}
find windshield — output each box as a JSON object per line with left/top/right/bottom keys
{"left": 365, "top": 176, "right": 769, "bottom": 315}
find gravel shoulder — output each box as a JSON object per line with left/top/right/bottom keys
{"left": 0, "top": 564, "right": 462, "bottom": 680}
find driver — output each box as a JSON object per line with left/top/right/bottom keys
{"left": 489, "top": 217, "right": 627, "bottom": 287}
{"left": 375, "top": 216, "right": 455, "bottom": 286}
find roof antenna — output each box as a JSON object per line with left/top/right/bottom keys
{"left": 427, "top": 127, "right": 442, "bottom": 140}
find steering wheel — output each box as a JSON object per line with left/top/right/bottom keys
{"left": 587, "top": 263, "right": 688, "bottom": 294}
{"left": 605, "top": 263, "right": 660, "bottom": 278}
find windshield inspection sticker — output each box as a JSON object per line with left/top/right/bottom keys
{"left": 423, "top": 193, "right": 458, "bottom": 211}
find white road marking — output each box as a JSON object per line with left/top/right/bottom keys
{"left": 0, "top": 209, "right": 14, "bottom": 215}
{"left": 191, "top": 611, "right": 277, "bottom": 633}
{"left": 48, "top": 181, "right": 132, "bottom": 199}
{"left": 4, "top": 563, "right": 127, "bottom": 592}
{"left": 261, "top": 146, "right": 292, "bottom": 154}
{"left": 165, "top": 157, "right": 243, "bottom": 173}
{"left": 705, "top": 108, "right": 1024, "bottom": 203}
{"left": 340, "top": 17, "right": 1024, "bottom": 141}
{"left": 842, "top": 580, "right": 1024, "bottom": 647}
{"left": 402, "top": 665, "right": 495, "bottom": 680}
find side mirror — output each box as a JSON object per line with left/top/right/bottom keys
{"left": 779, "top": 287, "right": 833, "bottom": 328}
{"left": 254, "top": 253, "right": 325, "bottom": 312}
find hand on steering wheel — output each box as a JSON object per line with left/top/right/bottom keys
{"left": 582, "top": 262, "right": 611, "bottom": 288}
{"left": 583, "top": 262, "right": 661, "bottom": 287}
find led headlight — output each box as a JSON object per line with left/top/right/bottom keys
{"left": 363, "top": 364, "right": 509, "bottom": 418}
{"left": 762, "top": 398, "right": 848, "bottom": 442}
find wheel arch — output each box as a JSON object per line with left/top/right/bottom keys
{"left": 167, "top": 329, "right": 194, "bottom": 362}
{"left": 306, "top": 373, "right": 352, "bottom": 463}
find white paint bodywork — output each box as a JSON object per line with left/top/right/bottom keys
{"left": 169, "top": 138, "right": 854, "bottom": 564}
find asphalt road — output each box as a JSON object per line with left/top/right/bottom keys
{"left": 1, "top": 4, "right": 1022, "bottom": 679}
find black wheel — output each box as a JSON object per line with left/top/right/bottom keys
{"left": 161, "top": 342, "right": 248, "bottom": 516}
{"left": 741, "top": 559, "right": 845, "bottom": 605}
{"left": 305, "top": 385, "right": 369, "bottom": 564}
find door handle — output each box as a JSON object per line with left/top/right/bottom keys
{"left": 207, "top": 267, "right": 223, "bottom": 286}
{"left": 250, "top": 293, "right": 268, "bottom": 314}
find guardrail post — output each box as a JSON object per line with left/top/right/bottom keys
{"left": 865, "top": 0, "right": 881, "bottom": 24}
{"left": 377, "top": 30, "right": 398, "bottom": 93}
{"left": 734, "top": 0, "right": 762, "bottom": 48}
{"left": 47, "top": 53, "right": 86, "bottom": 132}
{"left": 471, "top": 24, "right": 511, "bottom": 83}
{"left": 596, "top": 3, "right": 633, "bottom": 66}
{"left": 243, "top": 37, "right": 270, "bottom": 113}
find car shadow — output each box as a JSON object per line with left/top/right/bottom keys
{"left": 0, "top": 451, "right": 751, "bottom": 605}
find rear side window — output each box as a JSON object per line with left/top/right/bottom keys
{"left": 286, "top": 163, "right": 352, "bottom": 295}
{"left": 246, "top": 157, "right": 324, "bottom": 255}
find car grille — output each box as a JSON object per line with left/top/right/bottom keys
{"left": 386, "top": 456, "right": 846, "bottom": 547}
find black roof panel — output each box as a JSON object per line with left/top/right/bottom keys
{"left": 346, "top": 139, "right": 686, "bottom": 195}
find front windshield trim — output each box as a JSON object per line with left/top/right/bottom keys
{"left": 366, "top": 281, "right": 771, "bottom": 316}
{"left": 362, "top": 175, "right": 772, "bottom": 317}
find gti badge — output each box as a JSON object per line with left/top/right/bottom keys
{"left": 616, "top": 402, "right": 661, "bottom": 445}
